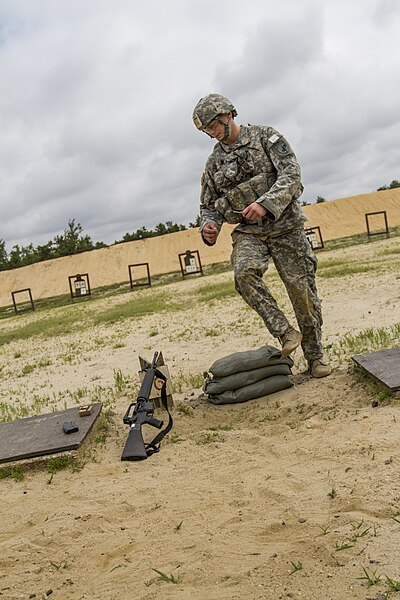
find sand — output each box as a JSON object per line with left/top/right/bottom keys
{"left": 0, "top": 235, "right": 400, "bottom": 600}
{"left": 1, "top": 187, "right": 400, "bottom": 309}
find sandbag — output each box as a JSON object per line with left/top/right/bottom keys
{"left": 209, "top": 345, "right": 293, "bottom": 378}
{"left": 208, "top": 375, "right": 293, "bottom": 405}
{"left": 204, "top": 363, "right": 292, "bottom": 395}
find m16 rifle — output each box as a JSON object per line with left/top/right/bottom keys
{"left": 121, "top": 351, "right": 173, "bottom": 461}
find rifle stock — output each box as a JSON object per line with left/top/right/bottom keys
{"left": 121, "top": 424, "right": 148, "bottom": 461}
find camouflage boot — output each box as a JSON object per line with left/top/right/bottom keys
{"left": 309, "top": 358, "right": 332, "bottom": 378}
{"left": 279, "top": 326, "right": 303, "bottom": 357}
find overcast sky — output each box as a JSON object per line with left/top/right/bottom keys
{"left": 1, "top": 0, "right": 399, "bottom": 250}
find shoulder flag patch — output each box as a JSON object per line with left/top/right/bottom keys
{"left": 268, "top": 133, "right": 280, "bottom": 144}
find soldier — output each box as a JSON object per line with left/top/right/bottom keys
{"left": 192, "top": 93, "right": 331, "bottom": 378}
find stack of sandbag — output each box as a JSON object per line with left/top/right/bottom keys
{"left": 204, "top": 345, "right": 294, "bottom": 405}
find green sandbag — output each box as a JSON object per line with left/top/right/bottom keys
{"left": 204, "top": 363, "right": 292, "bottom": 395}
{"left": 209, "top": 345, "right": 293, "bottom": 378}
{"left": 208, "top": 375, "right": 293, "bottom": 405}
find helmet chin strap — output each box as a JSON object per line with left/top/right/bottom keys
{"left": 221, "top": 116, "right": 232, "bottom": 142}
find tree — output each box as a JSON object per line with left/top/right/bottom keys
{"left": 0, "top": 239, "right": 8, "bottom": 271}
{"left": 377, "top": 179, "right": 400, "bottom": 191}
{"left": 8, "top": 245, "right": 22, "bottom": 269}
{"left": 36, "top": 241, "right": 55, "bottom": 262}
{"left": 0, "top": 219, "right": 100, "bottom": 271}
{"left": 19, "top": 243, "right": 37, "bottom": 266}
{"left": 115, "top": 220, "right": 187, "bottom": 244}
{"left": 316, "top": 196, "right": 326, "bottom": 203}
{"left": 53, "top": 219, "right": 94, "bottom": 257}
{"left": 189, "top": 215, "right": 201, "bottom": 228}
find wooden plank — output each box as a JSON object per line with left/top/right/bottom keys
{"left": 352, "top": 347, "right": 400, "bottom": 391}
{"left": 0, "top": 403, "right": 102, "bottom": 464}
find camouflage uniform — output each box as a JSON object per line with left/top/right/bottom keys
{"left": 198, "top": 123, "right": 324, "bottom": 362}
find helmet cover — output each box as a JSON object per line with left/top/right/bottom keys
{"left": 192, "top": 93, "right": 237, "bottom": 130}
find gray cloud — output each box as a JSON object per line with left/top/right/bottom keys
{"left": 0, "top": 0, "right": 399, "bottom": 249}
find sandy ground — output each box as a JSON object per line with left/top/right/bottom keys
{"left": 0, "top": 235, "right": 400, "bottom": 600}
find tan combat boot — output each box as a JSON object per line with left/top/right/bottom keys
{"left": 279, "top": 326, "right": 303, "bottom": 357}
{"left": 309, "top": 358, "right": 332, "bottom": 378}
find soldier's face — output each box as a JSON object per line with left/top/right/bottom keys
{"left": 204, "top": 113, "right": 231, "bottom": 139}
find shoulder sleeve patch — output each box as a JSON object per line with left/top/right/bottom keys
{"left": 271, "top": 136, "right": 294, "bottom": 157}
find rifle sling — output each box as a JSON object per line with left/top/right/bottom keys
{"left": 145, "top": 379, "right": 173, "bottom": 457}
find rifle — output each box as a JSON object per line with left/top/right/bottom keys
{"left": 121, "top": 351, "right": 173, "bottom": 461}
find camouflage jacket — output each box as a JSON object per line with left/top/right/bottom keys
{"left": 199, "top": 125, "right": 306, "bottom": 242}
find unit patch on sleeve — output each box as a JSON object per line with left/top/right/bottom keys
{"left": 272, "top": 136, "right": 294, "bottom": 157}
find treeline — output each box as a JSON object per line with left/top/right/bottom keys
{"left": 0, "top": 216, "right": 201, "bottom": 272}
{"left": 0, "top": 219, "right": 107, "bottom": 271}
{"left": 377, "top": 179, "right": 400, "bottom": 191}
{"left": 114, "top": 216, "right": 200, "bottom": 243}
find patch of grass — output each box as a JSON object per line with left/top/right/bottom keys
{"left": 113, "top": 341, "right": 126, "bottom": 348}
{"left": 385, "top": 575, "right": 400, "bottom": 591}
{"left": 172, "top": 371, "right": 204, "bottom": 393}
{"left": 0, "top": 311, "right": 89, "bottom": 346}
{"left": 327, "top": 487, "right": 337, "bottom": 499}
{"left": 94, "top": 421, "right": 111, "bottom": 445}
{"left": 50, "top": 561, "right": 70, "bottom": 571}
{"left": 0, "top": 466, "right": 24, "bottom": 481}
{"left": 113, "top": 369, "right": 130, "bottom": 392}
{"left": 0, "top": 290, "right": 183, "bottom": 346}
{"left": 335, "top": 542, "right": 354, "bottom": 551}
{"left": 340, "top": 323, "right": 400, "bottom": 355}
{"left": 204, "top": 261, "right": 232, "bottom": 276}
{"left": 0, "top": 393, "right": 56, "bottom": 422}
{"left": 46, "top": 455, "right": 75, "bottom": 474}
{"left": 318, "top": 262, "right": 381, "bottom": 278}
{"left": 391, "top": 515, "right": 400, "bottom": 524}
{"left": 318, "top": 524, "right": 330, "bottom": 536}
{"left": 21, "top": 357, "right": 53, "bottom": 376}
{"left": 323, "top": 226, "right": 400, "bottom": 252}
{"left": 21, "top": 364, "right": 35, "bottom": 375}
{"left": 326, "top": 323, "right": 400, "bottom": 369}
{"left": 349, "top": 520, "right": 371, "bottom": 543}
{"left": 356, "top": 566, "right": 381, "bottom": 587}
{"left": 175, "top": 402, "right": 194, "bottom": 417}
{"left": 93, "top": 292, "right": 180, "bottom": 325}
{"left": 289, "top": 561, "right": 303, "bottom": 575}
{"left": 194, "top": 280, "right": 236, "bottom": 303}
{"left": 204, "top": 329, "right": 220, "bottom": 337}
{"left": 174, "top": 521, "right": 183, "bottom": 532}
{"left": 168, "top": 435, "right": 185, "bottom": 444}
{"left": 197, "top": 431, "right": 225, "bottom": 445}
{"left": 148, "top": 568, "right": 183, "bottom": 585}
{"left": 378, "top": 245, "right": 400, "bottom": 256}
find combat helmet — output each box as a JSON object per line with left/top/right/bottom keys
{"left": 192, "top": 93, "right": 237, "bottom": 130}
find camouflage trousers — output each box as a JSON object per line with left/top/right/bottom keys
{"left": 231, "top": 228, "right": 323, "bottom": 362}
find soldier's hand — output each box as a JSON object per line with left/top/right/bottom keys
{"left": 242, "top": 202, "right": 267, "bottom": 222}
{"left": 202, "top": 222, "right": 219, "bottom": 244}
